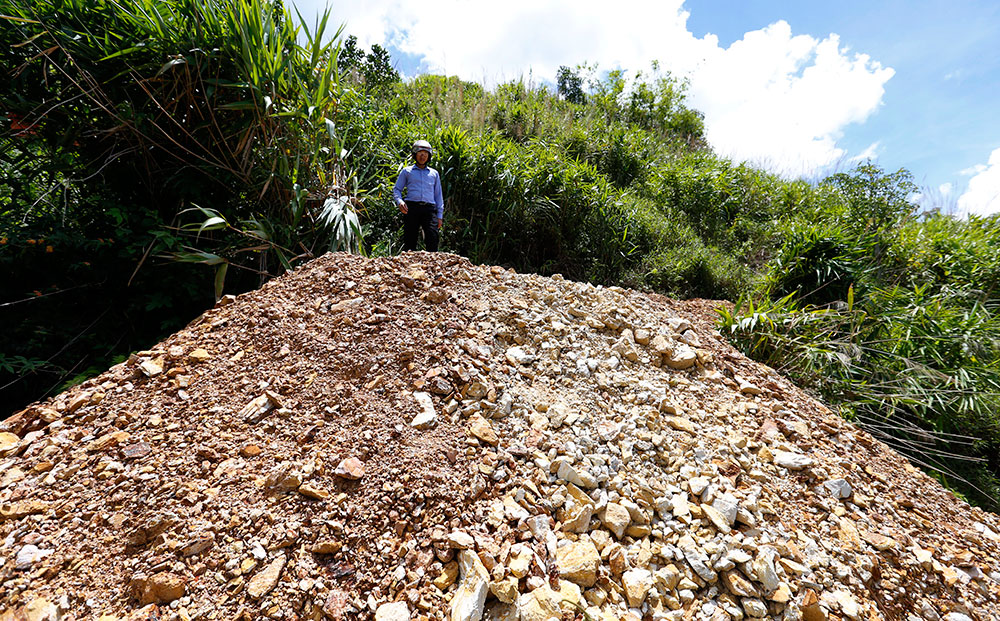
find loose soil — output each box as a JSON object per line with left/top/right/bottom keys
{"left": 2, "top": 252, "right": 998, "bottom": 621}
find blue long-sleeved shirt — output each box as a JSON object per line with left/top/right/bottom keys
{"left": 393, "top": 165, "right": 444, "bottom": 220}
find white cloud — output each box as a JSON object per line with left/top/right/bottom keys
{"left": 849, "top": 142, "right": 882, "bottom": 163}
{"left": 960, "top": 163, "right": 987, "bottom": 176}
{"left": 685, "top": 23, "right": 893, "bottom": 176}
{"left": 939, "top": 182, "right": 953, "bottom": 196}
{"left": 956, "top": 148, "right": 1000, "bottom": 217}
{"left": 294, "top": 0, "right": 893, "bottom": 178}
{"left": 299, "top": 0, "right": 703, "bottom": 80}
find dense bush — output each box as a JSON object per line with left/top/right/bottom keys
{"left": 1, "top": 0, "right": 354, "bottom": 412}
{"left": 720, "top": 170, "right": 1000, "bottom": 510}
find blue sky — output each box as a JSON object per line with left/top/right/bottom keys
{"left": 684, "top": 0, "right": 1000, "bottom": 214}
{"left": 294, "top": 0, "right": 1000, "bottom": 215}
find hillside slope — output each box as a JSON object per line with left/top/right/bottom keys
{"left": 2, "top": 252, "right": 999, "bottom": 621}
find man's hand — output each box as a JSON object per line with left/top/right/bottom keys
{"left": 437, "top": 218, "right": 443, "bottom": 231}
{"left": 398, "top": 201, "right": 408, "bottom": 215}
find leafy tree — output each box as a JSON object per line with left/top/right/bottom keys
{"left": 826, "top": 162, "right": 918, "bottom": 233}
{"left": 582, "top": 64, "right": 705, "bottom": 145}
{"left": 556, "top": 65, "right": 585, "bottom": 104}
{"left": 338, "top": 35, "right": 400, "bottom": 94}
{"left": 338, "top": 34, "right": 367, "bottom": 74}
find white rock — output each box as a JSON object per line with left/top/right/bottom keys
{"left": 240, "top": 394, "right": 275, "bottom": 423}
{"left": 677, "top": 535, "right": 717, "bottom": 583}
{"left": 973, "top": 521, "right": 1000, "bottom": 542}
{"left": 411, "top": 392, "right": 437, "bottom": 429}
{"left": 556, "top": 462, "right": 597, "bottom": 489}
{"left": 712, "top": 493, "right": 740, "bottom": 526}
{"left": 560, "top": 492, "right": 594, "bottom": 534}
{"left": 17, "top": 597, "right": 60, "bottom": 621}
{"left": 688, "top": 477, "right": 710, "bottom": 496}
{"left": 727, "top": 549, "right": 753, "bottom": 564}
{"left": 701, "top": 505, "right": 732, "bottom": 534}
{"left": 516, "top": 586, "right": 560, "bottom": 621}
{"left": 678, "top": 329, "right": 701, "bottom": 347}
{"left": 496, "top": 392, "right": 514, "bottom": 416}
{"left": 618, "top": 498, "right": 645, "bottom": 523}
{"left": 822, "top": 478, "right": 853, "bottom": 499}
{"left": 466, "top": 382, "right": 488, "bottom": 399}
{"left": 555, "top": 538, "right": 600, "bottom": 587}
{"left": 622, "top": 568, "right": 654, "bottom": 607}
{"left": 139, "top": 359, "right": 163, "bottom": 377}
{"left": 671, "top": 493, "right": 691, "bottom": 518}
{"left": 602, "top": 502, "right": 631, "bottom": 539}
{"left": 667, "top": 317, "right": 692, "bottom": 333}
{"left": 526, "top": 515, "right": 551, "bottom": 540}
{"left": 15, "top": 545, "right": 53, "bottom": 570}
{"left": 742, "top": 598, "right": 768, "bottom": 618}
{"left": 375, "top": 601, "right": 410, "bottom": 621}
{"left": 651, "top": 334, "right": 673, "bottom": 356}
{"left": 450, "top": 550, "right": 488, "bottom": 621}
{"left": 502, "top": 496, "right": 529, "bottom": 522}
{"left": 653, "top": 496, "right": 672, "bottom": 520}
{"left": 613, "top": 333, "right": 640, "bottom": 362}
{"left": 546, "top": 402, "right": 569, "bottom": 428}
{"left": 773, "top": 451, "right": 814, "bottom": 470}
{"left": 507, "top": 544, "right": 533, "bottom": 579}
{"left": 832, "top": 589, "right": 861, "bottom": 620}
{"left": 665, "top": 345, "right": 698, "bottom": 370}
{"left": 752, "top": 548, "right": 780, "bottom": 592}
{"left": 527, "top": 515, "right": 558, "bottom": 557}
{"left": 447, "top": 531, "right": 475, "bottom": 550}
{"left": 505, "top": 346, "right": 535, "bottom": 366}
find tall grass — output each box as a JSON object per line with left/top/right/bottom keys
{"left": 344, "top": 70, "right": 767, "bottom": 297}
{"left": 719, "top": 205, "right": 1000, "bottom": 510}
{"left": 1, "top": 0, "right": 358, "bottom": 285}
{"left": 0, "top": 0, "right": 359, "bottom": 413}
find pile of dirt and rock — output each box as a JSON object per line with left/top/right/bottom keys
{"left": 2, "top": 252, "right": 999, "bottom": 621}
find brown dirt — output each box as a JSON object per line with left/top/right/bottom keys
{"left": 1, "top": 252, "right": 998, "bottom": 621}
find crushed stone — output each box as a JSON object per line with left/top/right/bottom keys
{"left": 2, "top": 252, "right": 999, "bottom": 621}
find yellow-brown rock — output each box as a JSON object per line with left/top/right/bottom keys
{"left": 468, "top": 414, "right": 499, "bottom": 446}
{"left": 555, "top": 538, "right": 600, "bottom": 587}
{"left": 433, "top": 561, "right": 459, "bottom": 590}
{"left": 131, "top": 572, "right": 185, "bottom": 605}
{"left": 247, "top": 556, "right": 286, "bottom": 600}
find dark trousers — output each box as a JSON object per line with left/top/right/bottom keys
{"left": 403, "top": 201, "right": 439, "bottom": 252}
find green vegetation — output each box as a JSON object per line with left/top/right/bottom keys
{"left": 2, "top": 0, "right": 999, "bottom": 509}
{"left": 718, "top": 201, "right": 1000, "bottom": 509}
{"left": 0, "top": 0, "right": 353, "bottom": 408}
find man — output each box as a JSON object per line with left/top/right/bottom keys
{"left": 393, "top": 140, "right": 444, "bottom": 252}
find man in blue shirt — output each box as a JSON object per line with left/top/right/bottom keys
{"left": 393, "top": 140, "right": 444, "bottom": 252}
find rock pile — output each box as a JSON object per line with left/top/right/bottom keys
{"left": 2, "top": 252, "right": 999, "bottom": 621}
